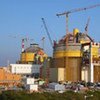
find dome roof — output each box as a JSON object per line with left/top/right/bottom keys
{"left": 24, "top": 44, "right": 43, "bottom": 53}
{"left": 57, "top": 32, "right": 94, "bottom": 45}
{"left": 78, "top": 33, "right": 94, "bottom": 42}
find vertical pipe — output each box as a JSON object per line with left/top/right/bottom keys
{"left": 90, "top": 42, "right": 94, "bottom": 82}
{"left": 90, "top": 63, "right": 94, "bottom": 82}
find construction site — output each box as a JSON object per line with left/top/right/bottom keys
{"left": 41, "top": 4, "right": 100, "bottom": 83}
{"left": 0, "top": 3, "right": 100, "bottom": 93}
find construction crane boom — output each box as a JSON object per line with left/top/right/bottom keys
{"left": 57, "top": 4, "right": 100, "bottom": 16}
{"left": 42, "top": 18, "right": 53, "bottom": 48}
{"left": 41, "top": 37, "right": 45, "bottom": 50}
{"left": 56, "top": 3, "right": 100, "bottom": 34}
{"left": 85, "top": 17, "right": 90, "bottom": 34}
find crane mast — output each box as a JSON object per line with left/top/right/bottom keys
{"left": 42, "top": 18, "right": 53, "bottom": 48}
{"left": 85, "top": 17, "right": 90, "bottom": 34}
{"left": 56, "top": 3, "right": 100, "bottom": 34}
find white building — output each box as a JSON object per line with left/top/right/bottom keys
{"left": 25, "top": 78, "right": 35, "bottom": 85}
{"left": 49, "top": 82, "right": 65, "bottom": 91}
{"left": 26, "top": 84, "right": 38, "bottom": 92}
{"left": 10, "top": 64, "right": 41, "bottom": 75}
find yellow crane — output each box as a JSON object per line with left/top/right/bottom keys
{"left": 56, "top": 4, "right": 100, "bottom": 34}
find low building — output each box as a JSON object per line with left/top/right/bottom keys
{"left": 10, "top": 64, "right": 41, "bottom": 74}
{"left": 24, "top": 77, "right": 38, "bottom": 92}
{"left": 10, "top": 64, "right": 41, "bottom": 78}
{"left": 0, "top": 67, "right": 21, "bottom": 86}
{"left": 25, "top": 78, "right": 35, "bottom": 85}
{"left": 48, "top": 82, "right": 65, "bottom": 91}
{"left": 26, "top": 84, "right": 38, "bottom": 92}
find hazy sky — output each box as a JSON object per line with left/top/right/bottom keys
{"left": 0, "top": 0, "right": 100, "bottom": 66}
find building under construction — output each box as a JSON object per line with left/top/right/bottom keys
{"left": 11, "top": 42, "right": 48, "bottom": 78}
{"left": 49, "top": 28, "right": 100, "bottom": 82}
{"left": 20, "top": 42, "right": 47, "bottom": 64}
{"left": 40, "top": 29, "right": 100, "bottom": 83}
{"left": 0, "top": 67, "right": 21, "bottom": 87}
{"left": 41, "top": 4, "right": 100, "bottom": 83}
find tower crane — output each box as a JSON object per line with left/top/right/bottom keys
{"left": 42, "top": 18, "right": 53, "bottom": 48}
{"left": 56, "top": 4, "right": 100, "bottom": 34}
{"left": 8, "top": 34, "right": 31, "bottom": 52}
{"left": 85, "top": 17, "right": 90, "bottom": 34}
{"left": 41, "top": 37, "right": 45, "bottom": 50}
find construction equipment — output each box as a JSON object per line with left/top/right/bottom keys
{"left": 56, "top": 3, "right": 100, "bottom": 34}
{"left": 41, "top": 37, "right": 45, "bottom": 50}
{"left": 41, "top": 18, "right": 53, "bottom": 48}
{"left": 85, "top": 17, "right": 90, "bottom": 34}
{"left": 8, "top": 34, "right": 29, "bottom": 52}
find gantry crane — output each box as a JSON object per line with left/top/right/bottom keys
{"left": 42, "top": 18, "right": 53, "bottom": 48}
{"left": 56, "top": 4, "right": 100, "bottom": 34}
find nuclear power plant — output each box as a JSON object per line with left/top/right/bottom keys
{"left": 0, "top": 3, "right": 100, "bottom": 93}
{"left": 40, "top": 4, "right": 100, "bottom": 83}
{"left": 48, "top": 29, "right": 100, "bottom": 83}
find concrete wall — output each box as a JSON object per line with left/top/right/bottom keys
{"left": 81, "top": 67, "right": 89, "bottom": 82}
{"left": 49, "top": 68, "right": 64, "bottom": 82}
{"left": 94, "top": 65, "right": 100, "bottom": 82}
{"left": 58, "top": 68, "right": 65, "bottom": 81}
{"left": 65, "top": 57, "right": 81, "bottom": 82}
{"left": 49, "top": 68, "right": 58, "bottom": 82}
